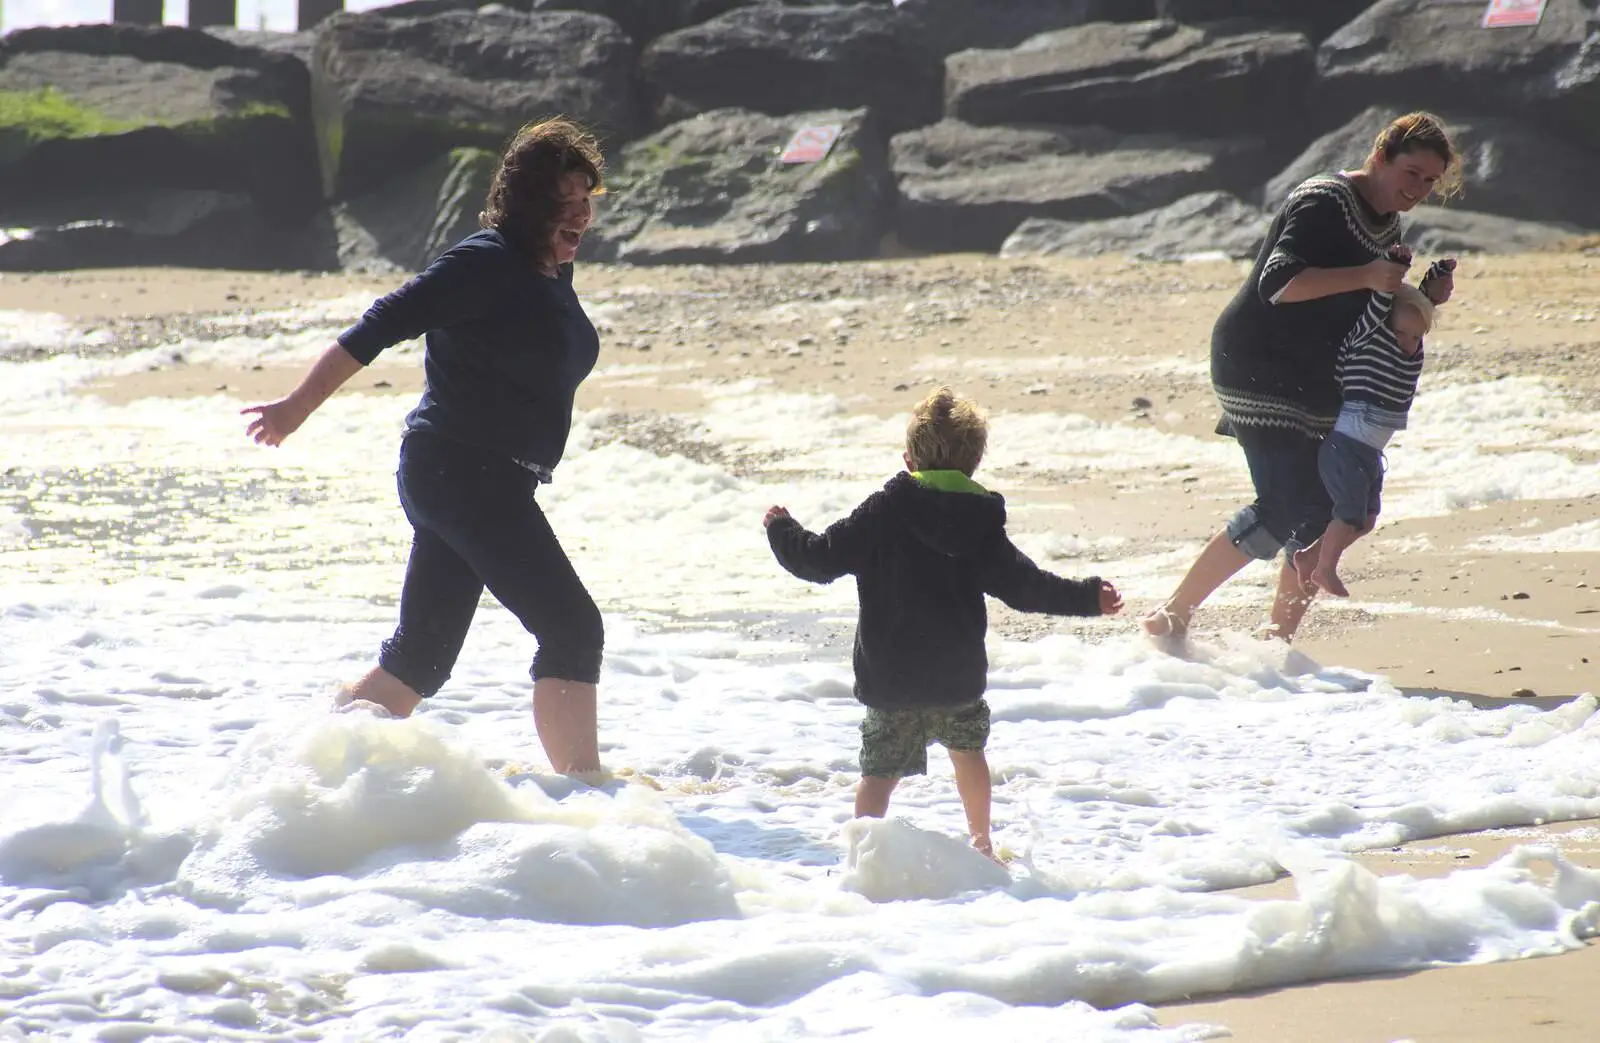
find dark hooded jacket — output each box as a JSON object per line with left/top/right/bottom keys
{"left": 766, "top": 471, "right": 1104, "bottom": 710}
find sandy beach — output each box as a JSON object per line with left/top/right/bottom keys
{"left": 3, "top": 250, "right": 1597, "bottom": 1040}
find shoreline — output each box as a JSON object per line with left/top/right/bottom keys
{"left": 6, "top": 256, "right": 1600, "bottom": 1040}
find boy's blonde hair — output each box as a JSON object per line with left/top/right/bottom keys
{"left": 906, "top": 386, "right": 988, "bottom": 475}
{"left": 1392, "top": 284, "right": 1435, "bottom": 333}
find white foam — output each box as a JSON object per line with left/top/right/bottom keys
{"left": 1473, "top": 519, "right": 1600, "bottom": 553}
{"left": 6, "top": 318, "right": 1600, "bottom": 1039}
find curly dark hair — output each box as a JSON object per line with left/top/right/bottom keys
{"left": 479, "top": 117, "right": 605, "bottom": 254}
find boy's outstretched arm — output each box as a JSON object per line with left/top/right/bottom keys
{"left": 764, "top": 497, "right": 878, "bottom": 584}
{"left": 979, "top": 535, "right": 1115, "bottom": 617}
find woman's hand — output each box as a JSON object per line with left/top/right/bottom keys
{"left": 1361, "top": 257, "right": 1410, "bottom": 294}
{"left": 763, "top": 506, "right": 792, "bottom": 529}
{"left": 242, "top": 396, "right": 311, "bottom": 447}
{"left": 1099, "top": 581, "right": 1124, "bottom": 616}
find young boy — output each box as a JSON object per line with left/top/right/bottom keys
{"left": 1296, "top": 269, "right": 1443, "bottom": 597}
{"left": 762, "top": 387, "right": 1122, "bottom": 859}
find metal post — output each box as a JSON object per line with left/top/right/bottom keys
{"left": 298, "top": 0, "right": 344, "bottom": 30}
{"left": 188, "top": 0, "right": 237, "bottom": 27}
{"left": 111, "top": 0, "right": 164, "bottom": 24}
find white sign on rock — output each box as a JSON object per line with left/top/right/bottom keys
{"left": 1482, "top": 0, "right": 1547, "bottom": 28}
{"left": 780, "top": 124, "right": 843, "bottom": 165}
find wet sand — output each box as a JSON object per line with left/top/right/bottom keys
{"left": 6, "top": 250, "right": 1600, "bottom": 1040}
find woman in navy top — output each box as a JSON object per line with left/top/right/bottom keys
{"left": 244, "top": 118, "right": 608, "bottom": 776}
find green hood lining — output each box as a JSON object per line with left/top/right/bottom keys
{"left": 911, "top": 470, "right": 988, "bottom": 496}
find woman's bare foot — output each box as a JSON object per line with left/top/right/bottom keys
{"left": 1292, "top": 547, "right": 1320, "bottom": 590}
{"left": 1141, "top": 603, "right": 1190, "bottom": 640}
{"left": 334, "top": 667, "right": 423, "bottom": 718}
{"left": 1311, "top": 565, "right": 1350, "bottom": 598}
{"left": 971, "top": 834, "right": 1003, "bottom": 865}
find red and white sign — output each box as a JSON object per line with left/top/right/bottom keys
{"left": 1482, "top": 0, "right": 1547, "bottom": 28}
{"left": 780, "top": 124, "right": 843, "bottom": 165}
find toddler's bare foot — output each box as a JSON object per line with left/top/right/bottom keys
{"left": 1311, "top": 565, "right": 1349, "bottom": 598}
{"left": 1292, "top": 547, "right": 1319, "bottom": 590}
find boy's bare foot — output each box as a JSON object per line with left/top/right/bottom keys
{"left": 1141, "top": 604, "right": 1188, "bottom": 640}
{"left": 1292, "top": 547, "right": 1319, "bottom": 590}
{"left": 1311, "top": 565, "right": 1350, "bottom": 598}
{"left": 971, "top": 835, "right": 1002, "bottom": 865}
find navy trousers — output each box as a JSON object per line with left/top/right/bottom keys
{"left": 378, "top": 431, "right": 603, "bottom": 696}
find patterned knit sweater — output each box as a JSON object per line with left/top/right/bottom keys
{"left": 1211, "top": 173, "right": 1402, "bottom": 439}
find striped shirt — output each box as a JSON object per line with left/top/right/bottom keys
{"left": 1335, "top": 291, "right": 1424, "bottom": 431}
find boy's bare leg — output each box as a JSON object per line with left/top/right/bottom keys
{"left": 948, "top": 749, "right": 996, "bottom": 860}
{"left": 1292, "top": 540, "right": 1321, "bottom": 590}
{"left": 1311, "top": 519, "right": 1363, "bottom": 599}
{"left": 1262, "top": 557, "right": 1317, "bottom": 642}
{"left": 1142, "top": 529, "right": 1252, "bottom": 637}
{"left": 533, "top": 678, "right": 601, "bottom": 776}
{"left": 335, "top": 666, "right": 422, "bottom": 718}
{"left": 855, "top": 776, "right": 898, "bottom": 818}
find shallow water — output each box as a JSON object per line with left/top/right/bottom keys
{"left": 3, "top": 303, "right": 1600, "bottom": 1041}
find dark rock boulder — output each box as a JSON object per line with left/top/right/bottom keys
{"left": 890, "top": 120, "right": 1269, "bottom": 253}
{"left": 1155, "top": 0, "right": 1374, "bottom": 41}
{"left": 945, "top": 20, "right": 1315, "bottom": 142}
{"left": 640, "top": 4, "right": 941, "bottom": 133}
{"left": 1263, "top": 106, "right": 1600, "bottom": 230}
{"left": 0, "top": 24, "right": 320, "bottom": 220}
{"left": 897, "top": 0, "right": 1161, "bottom": 57}
{"left": 204, "top": 26, "right": 316, "bottom": 65}
{"left": 585, "top": 107, "right": 890, "bottom": 265}
{"left": 318, "top": 146, "right": 499, "bottom": 273}
{"left": 1316, "top": 0, "right": 1600, "bottom": 149}
{"left": 0, "top": 190, "right": 303, "bottom": 271}
{"left": 1402, "top": 206, "right": 1585, "bottom": 255}
{"left": 530, "top": 0, "right": 765, "bottom": 47}
{"left": 311, "top": 8, "right": 638, "bottom": 200}
{"left": 999, "top": 192, "right": 1269, "bottom": 261}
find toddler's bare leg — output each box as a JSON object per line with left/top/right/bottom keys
{"left": 948, "top": 749, "right": 995, "bottom": 860}
{"left": 855, "top": 776, "right": 898, "bottom": 819}
{"left": 1312, "top": 520, "right": 1363, "bottom": 598}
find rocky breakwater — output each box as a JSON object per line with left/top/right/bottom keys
{"left": 2, "top": 0, "right": 1599, "bottom": 271}
{"left": 0, "top": 24, "right": 321, "bottom": 270}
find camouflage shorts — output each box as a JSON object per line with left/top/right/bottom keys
{"left": 858, "top": 699, "right": 991, "bottom": 778}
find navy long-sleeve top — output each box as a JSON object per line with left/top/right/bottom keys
{"left": 337, "top": 229, "right": 600, "bottom": 476}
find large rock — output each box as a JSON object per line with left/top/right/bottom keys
{"left": 1317, "top": 0, "right": 1600, "bottom": 149}
{"left": 530, "top": 0, "right": 764, "bottom": 47}
{"left": 999, "top": 191, "right": 1269, "bottom": 261}
{"left": 945, "top": 20, "right": 1315, "bottom": 141}
{"left": 204, "top": 26, "right": 316, "bottom": 65}
{"left": 897, "top": 0, "right": 1161, "bottom": 56}
{"left": 311, "top": 8, "right": 638, "bottom": 200}
{"left": 318, "top": 146, "right": 499, "bottom": 273}
{"left": 640, "top": 4, "right": 941, "bottom": 133}
{"left": 1402, "top": 206, "right": 1586, "bottom": 256}
{"left": 0, "top": 190, "right": 302, "bottom": 271}
{"left": 585, "top": 107, "right": 890, "bottom": 265}
{"left": 890, "top": 120, "right": 1268, "bottom": 253}
{"left": 1155, "top": 0, "right": 1374, "bottom": 41}
{"left": 1263, "top": 106, "right": 1600, "bottom": 229}
{"left": 0, "top": 24, "right": 320, "bottom": 220}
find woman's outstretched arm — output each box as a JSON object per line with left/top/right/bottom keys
{"left": 241, "top": 342, "right": 364, "bottom": 447}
